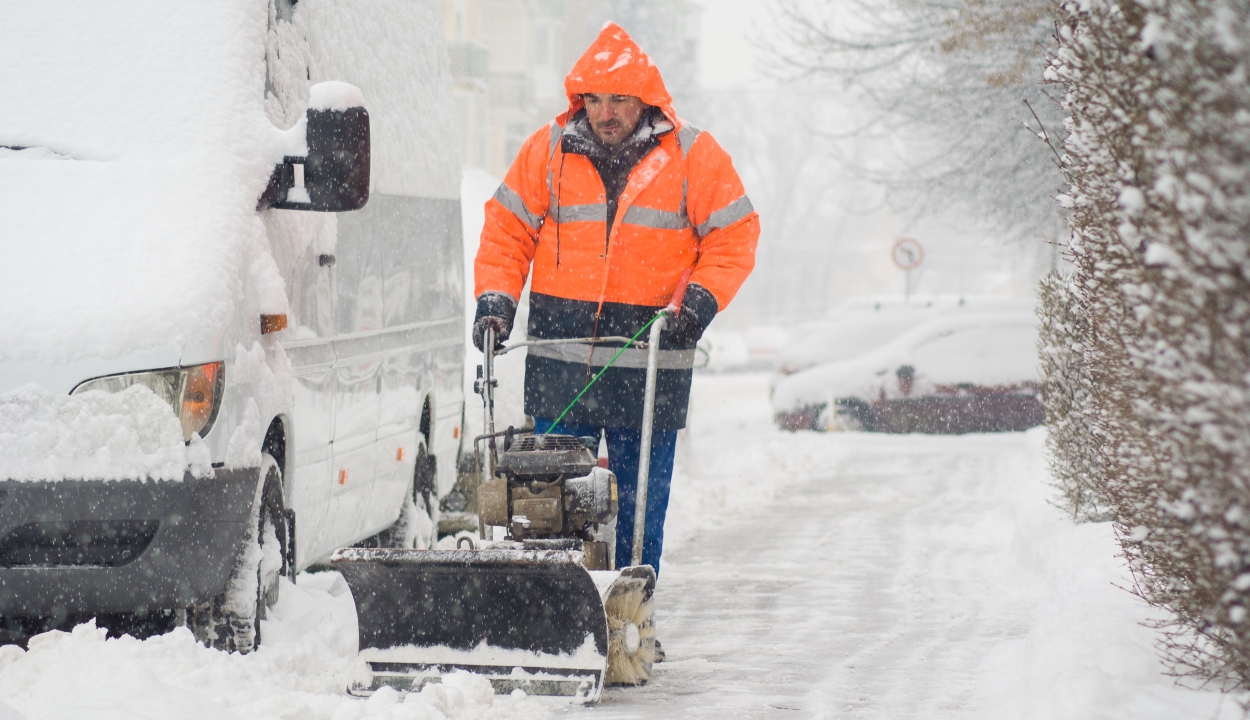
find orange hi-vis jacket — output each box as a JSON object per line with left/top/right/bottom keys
{"left": 475, "top": 23, "right": 760, "bottom": 429}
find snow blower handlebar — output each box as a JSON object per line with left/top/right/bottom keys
{"left": 633, "top": 268, "right": 692, "bottom": 567}
{"left": 476, "top": 325, "right": 498, "bottom": 540}
{"left": 495, "top": 336, "right": 645, "bottom": 356}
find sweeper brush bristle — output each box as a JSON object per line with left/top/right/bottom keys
{"left": 604, "top": 576, "right": 656, "bottom": 686}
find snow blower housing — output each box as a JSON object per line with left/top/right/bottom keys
{"left": 333, "top": 434, "right": 654, "bottom": 701}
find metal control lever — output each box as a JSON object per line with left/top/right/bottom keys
{"left": 472, "top": 364, "right": 497, "bottom": 395}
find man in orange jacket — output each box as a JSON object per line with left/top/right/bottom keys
{"left": 473, "top": 23, "right": 759, "bottom": 579}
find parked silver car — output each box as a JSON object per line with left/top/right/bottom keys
{"left": 773, "top": 313, "right": 1042, "bottom": 434}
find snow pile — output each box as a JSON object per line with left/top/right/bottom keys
{"left": 666, "top": 374, "right": 832, "bottom": 550}
{"left": 308, "top": 81, "right": 367, "bottom": 112}
{"left": 974, "top": 430, "right": 1248, "bottom": 716}
{"left": 256, "top": 572, "right": 360, "bottom": 658}
{"left": 0, "top": 1, "right": 286, "bottom": 364}
{"left": 0, "top": 574, "right": 551, "bottom": 720}
{"left": 0, "top": 384, "right": 209, "bottom": 481}
{"left": 772, "top": 312, "right": 1039, "bottom": 411}
{"left": 971, "top": 435, "right": 1230, "bottom": 716}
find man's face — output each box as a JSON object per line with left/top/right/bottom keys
{"left": 582, "top": 93, "right": 646, "bottom": 147}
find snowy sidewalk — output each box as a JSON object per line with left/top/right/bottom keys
{"left": 0, "top": 373, "right": 1239, "bottom": 719}
{"left": 581, "top": 373, "right": 1240, "bottom": 719}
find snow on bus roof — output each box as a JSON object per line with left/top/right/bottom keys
{"left": 308, "top": 81, "right": 367, "bottom": 111}
{"left": 0, "top": 0, "right": 459, "bottom": 365}
{"left": 0, "top": 1, "right": 279, "bottom": 364}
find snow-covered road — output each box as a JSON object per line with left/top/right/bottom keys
{"left": 0, "top": 373, "right": 1240, "bottom": 719}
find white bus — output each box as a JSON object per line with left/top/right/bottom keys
{"left": 0, "top": 0, "right": 464, "bottom": 652}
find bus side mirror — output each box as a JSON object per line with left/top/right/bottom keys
{"left": 258, "top": 82, "right": 371, "bottom": 212}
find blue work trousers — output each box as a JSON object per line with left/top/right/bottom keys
{"left": 534, "top": 418, "right": 677, "bottom": 575}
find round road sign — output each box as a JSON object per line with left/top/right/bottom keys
{"left": 892, "top": 237, "right": 924, "bottom": 271}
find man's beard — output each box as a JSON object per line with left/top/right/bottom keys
{"left": 596, "top": 121, "right": 622, "bottom": 134}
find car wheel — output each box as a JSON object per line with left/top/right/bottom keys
{"left": 190, "top": 453, "right": 286, "bottom": 653}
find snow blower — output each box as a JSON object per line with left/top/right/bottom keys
{"left": 332, "top": 276, "right": 690, "bottom": 702}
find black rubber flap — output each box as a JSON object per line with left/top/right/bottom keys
{"left": 334, "top": 549, "right": 608, "bottom": 657}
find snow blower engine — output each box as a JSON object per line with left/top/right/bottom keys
{"left": 476, "top": 430, "right": 618, "bottom": 566}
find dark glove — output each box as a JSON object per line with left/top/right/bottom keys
{"left": 660, "top": 283, "right": 718, "bottom": 347}
{"left": 472, "top": 292, "right": 517, "bottom": 352}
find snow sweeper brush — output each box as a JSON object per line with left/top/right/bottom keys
{"left": 333, "top": 282, "right": 686, "bottom": 701}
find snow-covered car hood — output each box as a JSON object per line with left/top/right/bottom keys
{"left": 0, "top": 1, "right": 286, "bottom": 366}
{"left": 772, "top": 312, "right": 1040, "bottom": 412}
{"left": 774, "top": 295, "right": 1036, "bottom": 376}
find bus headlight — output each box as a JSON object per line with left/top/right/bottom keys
{"left": 71, "top": 362, "right": 225, "bottom": 442}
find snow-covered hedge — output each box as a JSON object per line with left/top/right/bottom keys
{"left": 1036, "top": 274, "right": 1105, "bottom": 523}
{"left": 1049, "top": 0, "right": 1250, "bottom": 688}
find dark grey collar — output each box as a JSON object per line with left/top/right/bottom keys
{"left": 561, "top": 107, "right": 674, "bottom": 160}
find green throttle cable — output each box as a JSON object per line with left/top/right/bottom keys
{"left": 542, "top": 310, "right": 666, "bottom": 434}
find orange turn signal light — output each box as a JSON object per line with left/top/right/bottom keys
{"left": 261, "top": 314, "right": 288, "bottom": 334}
{"left": 181, "top": 362, "right": 224, "bottom": 441}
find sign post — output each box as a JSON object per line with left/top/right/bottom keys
{"left": 891, "top": 237, "right": 924, "bottom": 303}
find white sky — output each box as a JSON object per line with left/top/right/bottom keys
{"left": 693, "top": 0, "right": 776, "bottom": 89}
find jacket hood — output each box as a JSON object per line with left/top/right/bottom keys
{"left": 561, "top": 22, "right": 678, "bottom": 128}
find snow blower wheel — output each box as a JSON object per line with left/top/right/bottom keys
{"left": 604, "top": 568, "right": 658, "bottom": 685}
